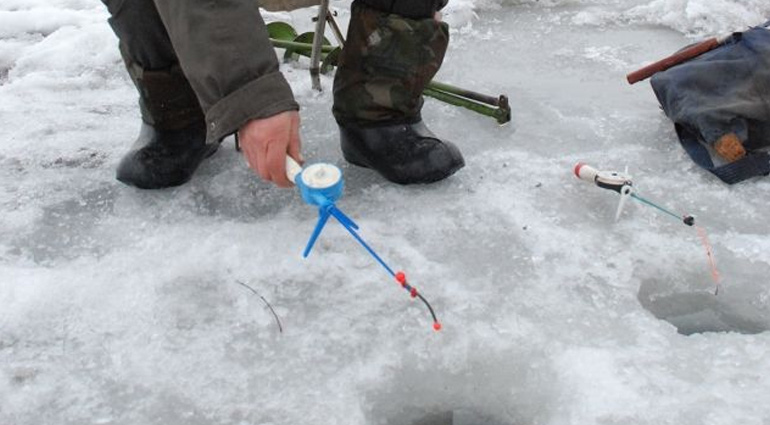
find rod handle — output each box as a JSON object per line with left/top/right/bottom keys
{"left": 286, "top": 156, "right": 303, "bottom": 184}
{"left": 574, "top": 162, "right": 599, "bottom": 183}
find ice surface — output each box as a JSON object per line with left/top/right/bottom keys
{"left": 2, "top": 1, "right": 770, "bottom": 425}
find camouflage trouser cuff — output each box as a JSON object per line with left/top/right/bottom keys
{"left": 332, "top": 1, "right": 449, "bottom": 126}
{"left": 356, "top": 0, "right": 448, "bottom": 19}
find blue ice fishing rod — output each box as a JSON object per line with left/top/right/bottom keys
{"left": 285, "top": 157, "right": 442, "bottom": 331}
{"left": 573, "top": 163, "right": 695, "bottom": 225}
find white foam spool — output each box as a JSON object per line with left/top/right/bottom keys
{"left": 301, "top": 163, "right": 342, "bottom": 189}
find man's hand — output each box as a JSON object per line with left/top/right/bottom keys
{"left": 238, "top": 110, "right": 302, "bottom": 188}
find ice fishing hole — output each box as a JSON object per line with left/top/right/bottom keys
{"left": 370, "top": 403, "right": 511, "bottom": 425}
{"left": 363, "top": 351, "right": 560, "bottom": 425}
{"left": 638, "top": 280, "right": 770, "bottom": 335}
{"left": 401, "top": 408, "right": 507, "bottom": 425}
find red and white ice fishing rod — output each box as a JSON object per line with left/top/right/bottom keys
{"left": 285, "top": 156, "right": 442, "bottom": 331}
{"left": 573, "top": 163, "right": 694, "bottom": 225}
{"left": 574, "top": 163, "right": 721, "bottom": 292}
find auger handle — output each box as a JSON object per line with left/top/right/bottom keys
{"left": 626, "top": 34, "right": 731, "bottom": 85}
{"left": 574, "top": 162, "right": 599, "bottom": 183}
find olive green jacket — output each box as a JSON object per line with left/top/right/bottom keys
{"left": 152, "top": 0, "right": 312, "bottom": 143}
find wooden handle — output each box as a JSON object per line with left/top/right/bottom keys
{"left": 626, "top": 37, "right": 720, "bottom": 85}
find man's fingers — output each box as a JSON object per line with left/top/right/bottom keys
{"left": 238, "top": 111, "right": 303, "bottom": 189}
{"left": 287, "top": 116, "right": 303, "bottom": 166}
{"left": 241, "top": 142, "right": 258, "bottom": 177}
{"left": 266, "top": 138, "right": 292, "bottom": 188}
{"left": 245, "top": 137, "right": 269, "bottom": 181}
{"left": 258, "top": 139, "right": 272, "bottom": 181}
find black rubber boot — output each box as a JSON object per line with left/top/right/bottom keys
{"left": 340, "top": 120, "right": 465, "bottom": 184}
{"left": 115, "top": 55, "right": 217, "bottom": 189}
{"left": 116, "top": 121, "right": 219, "bottom": 189}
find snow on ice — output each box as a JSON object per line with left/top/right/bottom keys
{"left": 2, "top": 1, "right": 770, "bottom": 425}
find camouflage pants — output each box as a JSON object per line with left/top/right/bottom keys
{"left": 333, "top": 1, "right": 450, "bottom": 126}
{"left": 103, "top": 0, "right": 448, "bottom": 132}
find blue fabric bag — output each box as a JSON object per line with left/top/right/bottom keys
{"left": 651, "top": 21, "right": 770, "bottom": 184}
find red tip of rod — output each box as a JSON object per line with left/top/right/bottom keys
{"left": 574, "top": 162, "right": 585, "bottom": 178}
{"left": 433, "top": 322, "right": 442, "bottom": 331}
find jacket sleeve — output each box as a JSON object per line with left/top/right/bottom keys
{"left": 153, "top": 0, "right": 299, "bottom": 143}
